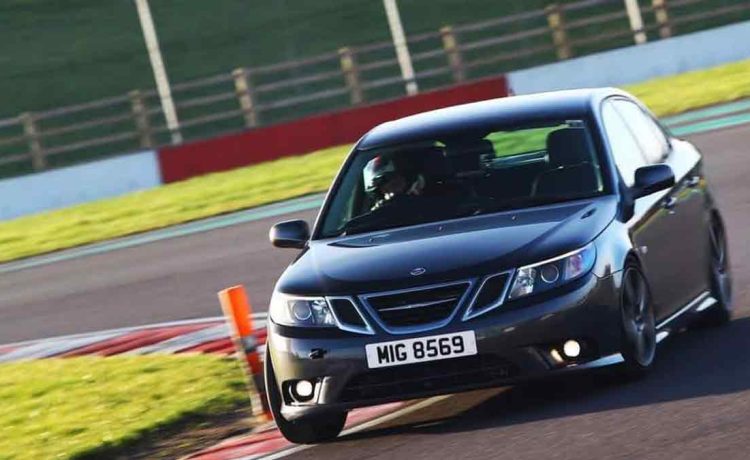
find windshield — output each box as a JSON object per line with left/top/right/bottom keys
{"left": 318, "top": 119, "right": 605, "bottom": 238}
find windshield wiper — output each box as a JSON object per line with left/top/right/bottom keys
{"left": 336, "top": 211, "right": 389, "bottom": 236}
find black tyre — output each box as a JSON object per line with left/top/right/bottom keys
{"left": 264, "top": 351, "right": 346, "bottom": 444}
{"left": 617, "top": 263, "right": 657, "bottom": 378}
{"left": 701, "top": 214, "right": 733, "bottom": 326}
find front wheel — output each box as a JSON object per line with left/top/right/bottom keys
{"left": 617, "top": 264, "right": 657, "bottom": 378}
{"left": 701, "top": 215, "right": 733, "bottom": 326}
{"left": 264, "top": 351, "right": 347, "bottom": 444}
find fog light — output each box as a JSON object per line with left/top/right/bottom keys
{"left": 562, "top": 340, "right": 581, "bottom": 358}
{"left": 295, "top": 380, "right": 314, "bottom": 399}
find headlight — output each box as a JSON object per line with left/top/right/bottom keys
{"left": 508, "top": 243, "right": 596, "bottom": 300}
{"left": 269, "top": 293, "right": 336, "bottom": 327}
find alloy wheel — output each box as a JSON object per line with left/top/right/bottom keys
{"left": 621, "top": 267, "right": 656, "bottom": 367}
{"left": 709, "top": 218, "right": 732, "bottom": 307}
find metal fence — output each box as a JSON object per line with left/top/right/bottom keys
{"left": 0, "top": 0, "right": 748, "bottom": 178}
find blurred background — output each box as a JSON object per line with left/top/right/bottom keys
{"left": 2, "top": 0, "right": 748, "bottom": 177}
{"left": 2, "top": 1, "right": 750, "bottom": 459}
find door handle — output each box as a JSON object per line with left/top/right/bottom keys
{"left": 687, "top": 175, "right": 701, "bottom": 188}
{"left": 663, "top": 196, "right": 678, "bottom": 210}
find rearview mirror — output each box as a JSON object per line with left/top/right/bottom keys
{"left": 633, "top": 164, "right": 675, "bottom": 199}
{"left": 269, "top": 220, "right": 310, "bottom": 249}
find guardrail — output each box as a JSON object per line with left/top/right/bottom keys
{"left": 0, "top": 0, "right": 747, "bottom": 178}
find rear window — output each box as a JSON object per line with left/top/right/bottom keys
{"left": 318, "top": 119, "right": 604, "bottom": 238}
{"left": 485, "top": 126, "right": 558, "bottom": 157}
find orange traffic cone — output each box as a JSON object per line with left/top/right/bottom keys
{"left": 218, "top": 285, "right": 272, "bottom": 421}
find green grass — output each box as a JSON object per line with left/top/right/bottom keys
{"left": 625, "top": 58, "right": 750, "bottom": 116}
{"left": 0, "top": 145, "right": 350, "bottom": 263}
{"left": 0, "top": 355, "right": 249, "bottom": 460}
{"left": 1, "top": 59, "right": 749, "bottom": 264}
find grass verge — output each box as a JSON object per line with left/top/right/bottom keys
{"left": 0, "top": 355, "right": 250, "bottom": 460}
{"left": 1, "top": 59, "right": 749, "bottom": 263}
{"left": 624, "top": 58, "right": 750, "bottom": 116}
{"left": 0, "top": 145, "right": 349, "bottom": 263}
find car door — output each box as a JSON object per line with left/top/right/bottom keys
{"left": 612, "top": 99, "right": 710, "bottom": 313}
{"left": 601, "top": 100, "right": 683, "bottom": 321}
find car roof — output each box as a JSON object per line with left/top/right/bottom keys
{"left": 358, "top": 87, "right": 629, "bottom": 150}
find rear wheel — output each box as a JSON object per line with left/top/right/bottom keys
{"left": 618, "top": 264, "right": 656, "bottom": 378}
{"left": 701, "top": 215, "right": 733, "bottom": 326}
{"left": 264, "top": 351, "right": 346, "bottom": 444}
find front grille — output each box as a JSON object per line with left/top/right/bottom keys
{"left": 363, "top": 282, "right": 470, "bottom": 329}
{"left": 340, "top": 354, "right": 518, "bottom": 402}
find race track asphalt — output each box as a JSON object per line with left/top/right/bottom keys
{"left": 0, "top": 125, "right": 748, "bottom": 345}
{"left": 0, "top": 207, "right": 316, "bottom": 343}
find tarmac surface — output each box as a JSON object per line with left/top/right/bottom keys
{"left": 0, "top": 207, "right": 314, "bottom": 343}
{"left": 1, "top": 124, "right": 749, "bottom": 458}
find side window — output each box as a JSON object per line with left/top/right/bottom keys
{"left": 601, "top": 101, "right": 648, "bottom": 186}
{"left": 613, "top": 100, "right": 669, "bottom": 164}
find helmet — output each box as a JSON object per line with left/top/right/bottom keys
{"left": 363, "top": 156, "right": 397, "bottom": 193}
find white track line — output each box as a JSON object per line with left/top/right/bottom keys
{"left": 127, "top": 320, "right": 267, "bottom": 355}
{"left": 0, "top": 332, "right": 125, "bottom": 362}
{"left": 125, "top": 324, "right": 232, "bottom": 355}
{"left": 0, "top": 315, "right": 270, "bottom": 362}
{"left": 0, "top": 313, "right": 266, "bottom": 349}
{"left": 252, "top": 395, "right": 452, "bottom": 460}
{"left": 0, "top": 194, "right": 325, "bottom": 275}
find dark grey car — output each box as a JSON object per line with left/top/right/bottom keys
{"left": 264, "top": 88, "right": 732, "bottom": 443}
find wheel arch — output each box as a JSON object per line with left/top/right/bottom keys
{"left": 592, "top": 219, "right": 642, "bottom": 278}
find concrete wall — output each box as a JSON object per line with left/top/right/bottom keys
{"left": 508, "top": 20, "right": 750, "bottom": 95}
{"left": 0, "top": 151, "right": 161, "bottom": 220}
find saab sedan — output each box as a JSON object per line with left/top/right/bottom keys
{"left": 265, "top": 88, "right": 732, "bottom": 443}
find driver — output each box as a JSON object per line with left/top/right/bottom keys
{"left": 363, "top": 155, "right": 426, "bottom": 211}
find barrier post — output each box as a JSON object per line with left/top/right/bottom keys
{"left": 232, "top": 68, "right": 259, "bottom": 128}
{"left": 21, "top": 112, "right": 45, "bottom": 171}
{"left": 545, "top": 4, "right": 573, "bottom": 60}
{"left": 440, "top": 26, "right": 466, "bottom": 83}
{"left": 652, "top": 0, "right": 672, "bottom": 39}
{"left": 338, "top": 47, "right": 364, "bottom": 105}
{"left": 623, "top": 0, "right": 648, "bottom": 45}
{"left": 218, "top": 285, "right": 271, "bottom": 421}
{"left": 129, "top": 90, "right": 154, "bottom": 148}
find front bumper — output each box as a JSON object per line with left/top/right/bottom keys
{"left": 267, "top": 273, "right": 622, "bottom": 421}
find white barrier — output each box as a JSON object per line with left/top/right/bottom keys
{"left": 0, "top": 150, "right": 162, "bottom": 220}
{"left": 508, "top": 20, "right": 750, "bottom": 95}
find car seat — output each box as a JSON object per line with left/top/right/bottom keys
{"left": 532, "top": 128, "right": 599, "bottom": 197}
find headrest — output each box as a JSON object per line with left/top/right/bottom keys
{"left": 445, "top": 139, "right": 495, "bottom": 158}
{"left": 445, "top": 138, "right": 495, "bottom": 171}
{"left": 546, "top": 128, "right": 591, "bottom": 167}
{"left": 415, "top": 146, "right": 451, "bottom": 178}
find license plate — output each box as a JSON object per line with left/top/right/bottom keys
{"left": 365, "top": 331, "right": 477, "bottom": 369}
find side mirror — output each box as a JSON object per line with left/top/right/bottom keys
{"left": 269, "top": 220, "right": 310, "bottom": 249}
{"left": 633, "top": 164, "right": 675, "bottom": 199}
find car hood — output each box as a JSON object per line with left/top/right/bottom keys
{"left": 276, "top": 196, "right": 617, "bottom": 295}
